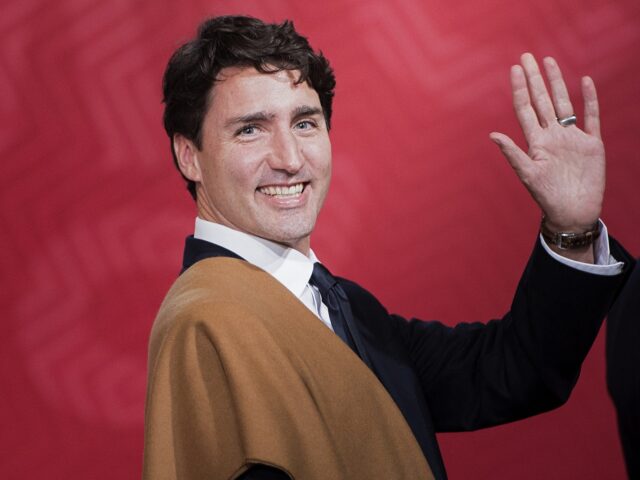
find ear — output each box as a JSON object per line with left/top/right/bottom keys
{"left": 173, "top": 134, "right": 203, "bottom": 182}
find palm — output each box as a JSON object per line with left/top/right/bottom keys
{"left": 491, "top": 53, "right": 605, "bottom": 232}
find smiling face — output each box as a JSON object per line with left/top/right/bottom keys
{"left": 174, "top": 67, "right": 332, "bottom": 255}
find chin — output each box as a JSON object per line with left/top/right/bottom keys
{"left": 266, "top": 224, "right": 315, "bottom": 248}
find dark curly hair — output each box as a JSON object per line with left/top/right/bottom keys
{"left": 162, "top": 15, "right": 336, "bottom": 199}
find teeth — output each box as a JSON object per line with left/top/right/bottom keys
{"left": 259, "top": 183, "right": 304, "bottom": 197}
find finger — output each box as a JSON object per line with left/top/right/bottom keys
{"left": 520, "top": 52, "right": 556, "bottom": 127}
{"left": 582, "top": 76, "right": 601, "bottom": 139}
{"left": 490, "top": 132, "right": 534, "bottom": 182}
{"left": 511, "top": 65, "right": 541, "bottom": 140}
{"left": 543, "top": 56, "right": 575, "bottom": 120}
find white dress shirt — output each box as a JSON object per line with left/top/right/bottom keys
{"left": 194, "top": 218, "right": 624, "bottom": 331}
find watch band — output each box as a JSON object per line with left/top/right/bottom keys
{"left": 540, "top": 217, "right": 601, "bottom": 250}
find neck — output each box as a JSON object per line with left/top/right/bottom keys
{"left": 195, "top": 214, "right": 313, "bottom": 258}
{"left": 287, "top": 237, "right": 311, "bottom": 257}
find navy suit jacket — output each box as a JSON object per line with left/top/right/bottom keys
{"left": 182, "top": 235, "right": 633, "bottom": 480}
{"left": 607, "top": 258, "right": 639, "bottom": 479}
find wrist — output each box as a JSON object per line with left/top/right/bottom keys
{"left": 540, "top": 216, "right": 601, "bottom": 250}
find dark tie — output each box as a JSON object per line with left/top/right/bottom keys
{"left": 309, "top": 263, "right": 371, "bottom": 367}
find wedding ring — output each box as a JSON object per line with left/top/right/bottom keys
{"left": 557, "top": 114, "right": 577, "bottom": 127}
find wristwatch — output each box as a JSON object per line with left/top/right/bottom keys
{"left": 540, "top": 217, "right": 601, "bottom": 250}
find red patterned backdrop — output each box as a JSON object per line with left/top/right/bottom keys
{"left": 2, "top": 0, "right": 639, "bottom": 478}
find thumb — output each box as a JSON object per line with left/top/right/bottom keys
{"left": 489, "top": 132, "right": 533, "bottom": 181}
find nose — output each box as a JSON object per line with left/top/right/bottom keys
{"left": 267, "top": 129, "right": 304, "bottom": 173}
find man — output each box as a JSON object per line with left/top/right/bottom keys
{"left": 607, "top": 259, "right": 639, "bottom": 479}
{"left": 143, "top": 15, "right": 632, "bottom": 480}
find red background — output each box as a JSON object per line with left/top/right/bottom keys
{"left": 2, "top": 0, "right": 639, "bottom": 478}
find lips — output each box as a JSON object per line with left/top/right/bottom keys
{"left": 257, "top": 182, "right": 306, "bottom": 197}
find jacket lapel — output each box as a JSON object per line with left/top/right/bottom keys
{"left": 341, "top": 279, "right": 448, "bottom": 480}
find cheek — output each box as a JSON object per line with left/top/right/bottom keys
{"left": 305, "top": 138, "right": 332, "bottom": 172}
{"left": 324, "top": 140, "right": 332, "bottom": 172}
{"left": 220, "top": 150, "right": 265, "bottom": 193}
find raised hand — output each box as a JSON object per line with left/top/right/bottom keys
{"left": 490, "top": 53, "right": 605, "bottom": 245}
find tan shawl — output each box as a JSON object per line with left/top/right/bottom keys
{"left": 143, "top": 257, "right": 433, "bottom": 479}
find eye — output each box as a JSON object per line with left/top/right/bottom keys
{"left": 295, "top": 120, "right": 317, "bottom": 131}
{"left": 236, "top": 124, "right": 259, "bottom": 136}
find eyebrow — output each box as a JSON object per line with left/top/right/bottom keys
{"left": 224, "top": 111, "right": 275, "bottom": 129}
{"left": 224, "top": 105, "right": 323, "bottom": 129}
{"left": 291, "top": 105, "right": 323, "bottom": 121}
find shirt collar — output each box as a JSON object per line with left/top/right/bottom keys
{"left": 194, "top": 217, "right": 318, "bottom": 298}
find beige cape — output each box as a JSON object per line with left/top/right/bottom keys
{"left": 143, "top": 257, "right": 433, "bottom": 479}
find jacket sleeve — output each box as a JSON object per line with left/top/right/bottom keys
{"left": 392, "top": 237, "right": 633, "bottom": 432}
{"left": 237, "top": 465, "right": 291, "bottom": 479}
{"left": 606, "top": 258, "right": 640, "bottom": 479}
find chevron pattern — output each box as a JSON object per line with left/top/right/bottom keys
{"left": 2, "top": 0, "right": 638, "bottom": 478}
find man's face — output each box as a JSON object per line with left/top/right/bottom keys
{"left": 184, "top": 67, "right": 332, "bottom": 254}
